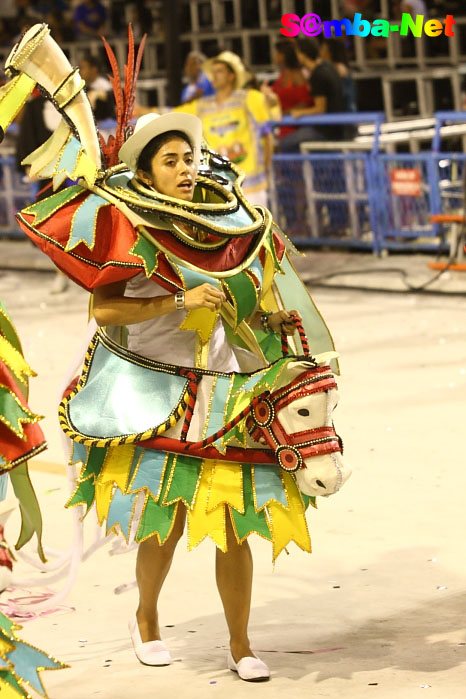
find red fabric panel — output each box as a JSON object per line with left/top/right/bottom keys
{"left": 0, "top": 363, "right": 46, "bottom": 468}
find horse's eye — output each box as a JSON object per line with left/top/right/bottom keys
{"left": 298, "top": 408, "right": 309, "bottom": 417}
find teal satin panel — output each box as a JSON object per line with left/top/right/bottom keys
{"left": 253, "top": 465, "right": 287, "bottom": 509}
{"left": 273, "top": 253, "right": 338, "bottom": 373}
{"left": 107, "top": 487, "right": 137, "bottom": 538}
{"left": 176, "top": 263, "right": 221, "bottom": 290}
{"left": 67, "top": 340, "right": 189, "bottom": 439}
{"left": 41, "top": 136, "right": 80, "bottom": 177}
{"left": 6, "top": 643, "right": 64, "bottom": 693}
{"left": 70, "top": 440, "right": 88, "bottom": 465}
{"left": 129, "top": 449, "right": 166, "bottom": 497}
{"left": 65, "top": 192, "right": 110, "bottom": 251}
{"left": 57, "top": 136, "right": 81, "bottom": 173}
{"left": 235, "top": 367, "right": 269, "bottom": 395}
{"left": 198, "top": 202, "right": 254, "bottom": 229}
{"left": 248, "top": 254, "right": 263, "bottom": 287}
{"left": 0, "top": 474, "right": 7, "bottom": 501}
{"left": 205, "top": 375, "right": 232, "bottom": 445}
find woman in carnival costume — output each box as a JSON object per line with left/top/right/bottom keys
{"left": 0, "top": 300, "right": 67, "bottom": 696}
{"left": 0, "top": 24, "right": 351, "bottom": 681}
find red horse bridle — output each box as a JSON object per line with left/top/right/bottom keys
{"left": 246, "top": 364, "right": 343, "bottom": 473}
{"left": 178, "top": 316, "right": 343, "bottom": 472}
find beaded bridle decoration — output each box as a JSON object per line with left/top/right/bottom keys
{"left": 246, "top": 365, "right": 342, "bottom": 473}
{"left": 181, "top": 316, "right": 343, "bottom": 473}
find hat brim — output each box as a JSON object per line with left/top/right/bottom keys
{"left": 119, "top": 112, "right": 203, "bottom": 173}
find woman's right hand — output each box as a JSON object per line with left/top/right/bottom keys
{"left": 184, "top": 283, "right": 226, "bottom": 311}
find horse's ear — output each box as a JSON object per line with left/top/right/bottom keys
{"left": 273, "top": 351, "right": 340, "bottom": 391}
{"left": 273, "top": 361, "right": 313, "bottom": 391}
{"left": 313, "top": 351, "right": 339, "bottom": 367}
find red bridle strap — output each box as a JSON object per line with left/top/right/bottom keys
{"left": 248, "top": 365, "right": 342, "bottom": 472}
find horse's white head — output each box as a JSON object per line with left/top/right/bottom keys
{"left": 250, "top": 358, "right": 351, "bottom": 498}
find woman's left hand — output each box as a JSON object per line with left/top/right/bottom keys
{"left": 268, "top": 310, "right": 301, "bottom": 335}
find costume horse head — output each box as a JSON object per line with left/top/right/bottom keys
{"left": 246, "top": 357, "right": 351, "bottom": 497}
{"left": 60, "top": 325, "right": 351, "bottom": 500}
{"left": 183, "top": 348, "right": 351, "bottom": 498}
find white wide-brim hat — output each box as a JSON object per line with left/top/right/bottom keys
{"left": 119, "top": 112, "right": 203, "bottom": 173}
{"left": 203, "top": 51, "right": 250, "bottom": 91}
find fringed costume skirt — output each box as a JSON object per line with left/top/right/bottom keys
{"left": 62, "top": 329, "right": 315, "bottom": 560}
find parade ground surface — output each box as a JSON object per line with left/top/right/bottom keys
{"left": 0, "top": 242, "right": 464, "bottom": 699}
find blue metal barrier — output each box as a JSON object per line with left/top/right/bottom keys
{"left": 272, "top": 152, "right": 377, "bottom": 249}
{"left": 271, "top": 112, "right": 385, "bottom": 251}
{"left": 271, "top": 112, "right": 464, "bottom": 253}
{"left": 0, "top": 156, "right": 35, "bottom": 238}
{"left": 1, "top": 111, "right": 464, "bottom": 253}
{"left": 271, "top": 112, "right": 385, "bottom": 155}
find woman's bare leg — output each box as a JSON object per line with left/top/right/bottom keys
{"left": 135, "top": 504, "right": 186, "bottom": 642}
{"left": 215, "top": 510, "right": 254, "bottom": 661}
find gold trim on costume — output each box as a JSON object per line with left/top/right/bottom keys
{"left": 5, "top": 24, "right": 50, "bottom": 73}
{"left": 138, "top": 206, "right": 272, "bottom": 280}
{"left": 53, "top": 68, "right": 85, "bottom": 109}
{"left": 58, "top": 331, "right": 191, "bottom": 447}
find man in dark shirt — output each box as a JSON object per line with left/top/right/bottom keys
{"left": 74, "top": 0, "right": 106, "bottom": 38}
{"left": 278, "top": 37, "right": 346, "bottom": 152}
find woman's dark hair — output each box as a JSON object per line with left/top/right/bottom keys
{"left": 323, "top": 38, "right": 349, "bottom": 66}
{"left": 274, "top": 40, "right": 300, "bottom": 70}
{"left": 137, "top": 130, "right": 194, "bottom": 173}
{"left": 296, "top": 37, "right": 320, "bottom": 62}
{"left": 81, "top": 53, "right": 102, "bottom": 72}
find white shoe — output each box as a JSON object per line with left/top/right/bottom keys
{"left": 128, "top": 617, "right": 172, "bottom": 666}
{"left": 227, "top": 650, "right": 270, "bottom": 682}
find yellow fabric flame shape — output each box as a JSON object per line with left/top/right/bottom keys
{"left": 0, "top": 73, "right": 36, "bottom": 134}
{"left": 95, "top": 445, "right": 135, "bottom": 525}
{"left": 0, "top": 335, "right": 36, "bottom": 384}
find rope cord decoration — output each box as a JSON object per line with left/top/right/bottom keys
{"left": 281, "top": 314, "right": 310, "bottom": 357}
{"left": 178, "top": 369, "right": 200, "bottom": 442}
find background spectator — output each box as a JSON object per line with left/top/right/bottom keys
{"left": 45, "top": 8, "right": 74, "bottom": 43}
{"left": 0, "top": 19, "right": 12, "bottom": 48}
{"left": 320, "top": 38, "right": 356, "bottom": 114}
{"left": 181, "top": 51, "right": 215, "bottom": 104}
{"left": 74, "top": 0, "right": 106, "bottom": 39}
{"left": 178, "top": 51, "right": 273, "bottom": 206}
{"left": 278, "top": 37, "right": 346, "bottom": 152}
{"left": 269, "top": 40, "right": 313, "bottom": 141}
{"left": 79, "top": 54, "right": 114, "bottom": 121}
{"left": 13, "top": 0, "right": 44, "bottom": 26}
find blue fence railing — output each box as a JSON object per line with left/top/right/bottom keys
{"left": 1, "top": 111, "right": 465, "bottom": 253}
{"left": 0, "top": 155, "right": 36, "bottom": 238}
{"left": 270, "top": 111, "right": 465, "bottom": 252}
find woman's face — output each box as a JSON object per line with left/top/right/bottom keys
{"left": 138, "top": 137, "right": 197, "bottom": 201}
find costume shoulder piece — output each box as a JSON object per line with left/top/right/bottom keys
{"left": 0, "top": 23, "right": 336, "bottom": 366}
{"left": 1, "top": 23, "right": 281, "bottom": 285}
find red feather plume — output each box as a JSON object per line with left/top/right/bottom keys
{"left": 100, "top": 24, "right": 147, "bottom": 168}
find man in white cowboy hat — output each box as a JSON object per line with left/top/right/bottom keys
{"left": 175, "top": 51, "right": 275, "bottom": 207}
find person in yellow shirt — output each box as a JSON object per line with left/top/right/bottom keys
{"left": 176, "top": 51, "right": 275, "bottom": 207}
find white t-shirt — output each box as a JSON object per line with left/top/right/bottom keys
{"left": 124, "top": 273, "right": 241, "bottom": 372}
{"left": 401, "top": 0, "right": 427, "bottom": 15}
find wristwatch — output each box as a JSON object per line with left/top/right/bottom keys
{"left": 260, "top": 311, "right": 274, "bottom": 334}
{"left": 174, "top": 290, "right": 185, "bottom": 310}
